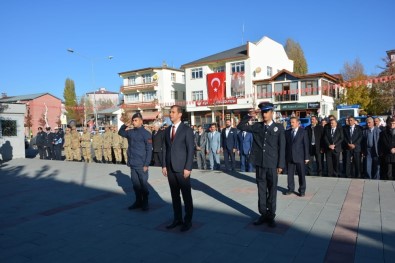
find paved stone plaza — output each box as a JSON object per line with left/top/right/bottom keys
{"left": 0, "top": 158, "right": 394, "bottom": 262}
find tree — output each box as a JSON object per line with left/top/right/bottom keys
{"left": 340, "top": 58, "right": 371, "bottom": 110}
{"left": 97, "top": 98, "right": 115, "bottom": 110}
{"left": 284, "top": 38, "right": 308, "bottom": 75}
{"left": 63, "top": 78, "right": 78, "bottom": 122}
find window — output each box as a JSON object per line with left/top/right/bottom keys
{"left": 124, "top": 93, "right": 139, "bottom": 103}
{"left": 231, "top": 62, "right": 245, "bottom": 73}
{"left": 191, "top": 68, "right": 203, "bottom": 79}
{"left": 171, "top": 91, "right": 178, "bottom": 100}
{"left": 322, "top": 79, "right": 336, "bottom": 97}
{"left": 171, "top": 73, "right": 176, "bottom": 82}
{"left": 191, "top": 90, "right": 203, "bottom": 101}
{"left": 182, "top": 74, "right": 185, "bottom": 83}
{"left": 182, "top": 91, "right": 186, "bottom": 100}
{"left": 256, "top": 84, "right": 271, "bottom": 98}
{"left": 0, "top": 119, "right": 17, "bottom": 136}
{"left": 213, "top": 65, "right": 225, "bottom": 72}
{"left": 301, "top": 80, "right": 319, "bottom": 96}
{"left": 267, "top": 66, "right": 272, "bottom": 77}
{"left": 142, "top": 74, "right": 151, "bottom": 84}
{"left": 142, "top": 91, "right": 156, "bottom": 102}
{"left": 274, "top": 81, "right": 298, "bottom": 102}
{"left": 127, "top": 76, "right": 136, "bottom": 86}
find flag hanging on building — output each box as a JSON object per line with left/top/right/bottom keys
{"left": 207, "top": 72, "right": 226, "bottom": 104}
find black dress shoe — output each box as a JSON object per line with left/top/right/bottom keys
{"left": 268, "top": 219, "right": 276, "bottom": 228}
{"left": 128, "top": 202, "right": 142, "bottom": 210}
{"left": 166, "top": 220, "right": 183, "bottom": 229}
{"left": 283, "top": 190, "right": 293, "bottom": 195}
{"left": 253, "top": 216, "right": 268, "bottom": 226}
{"left": 299, "top": 193, "right": 305, "bottom": 197}
{"left": 180, "top": 222, "right": 192, "bottom": 232}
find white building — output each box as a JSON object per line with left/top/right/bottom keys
{"left": 118, "top": 65, "right": 186, "bottom": 123}
{"left": 181, "top": 36, "right": 294, "bottom": 126}
{"left": 253, "top": 69, "right": 343, "bottom": 119}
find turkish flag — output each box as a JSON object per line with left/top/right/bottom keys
{"left": 207, "top": 72, "right": 226, "bottom": 104}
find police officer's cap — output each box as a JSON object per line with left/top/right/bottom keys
{"left": 132, "top": 112, "right": 143, "bottom": 120}
{"left": 258, "top": 102, "right": 275, "bottom": 112}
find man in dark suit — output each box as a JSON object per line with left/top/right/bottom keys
{"left": 194, "top": 125, "right": 207, "bottom": 170}
{"left": 221, "top": 119, "right": 238, "bottom": 171}
{"left": 162, "top": 105, "right": 195, "bottom": 232}
{"left": 237, "top": 102, "right": 286, "bottom": 228}
{"left": 284, "top": 117, "right": 310, "bottom": 197}
{"left": 343, "top": 116, "right": 363, "bottom": 178}
{"left": 324, "top": 118, "right": 344, "bottom": 177}
{"left": 44, "top": 127, "right": 54, "bottom": 160}
{"left": 237, "top": 130, "right": 253, "bottom": 172}
{"left": 305, "top": 116, "right": 323, "bottom": 176}
{"left": 151, "top": 122, "right": 164, "bottom": 167}
{"left": 362, "top": 117, "right": 381, "bottom": 179}
{"left": 378, "top": 117, "right": 395, "bottom": 180}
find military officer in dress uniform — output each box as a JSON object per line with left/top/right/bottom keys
{"left": 71, "top": 127, "right": 82, "bottom": 162}
{"left": 112, "top": 126, "right": 122, "bottom": 164}
{"left": 63, "top": 127, "right": 72, "bottom": 161}
{"left": 92, "top": 127, "right": 104, "bottom": 163}
{"left": 237, "top": 102, "right": 286, "bottom": 228}
{"left": 80, "top": 127, "right": 92, "bottom": 163}
{"left": 103, "top": 125, "right": 113, "bottom": 164}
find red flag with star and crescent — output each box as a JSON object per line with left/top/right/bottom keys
{"left": 207, "top": 72, "right": 226, "bottom": 104}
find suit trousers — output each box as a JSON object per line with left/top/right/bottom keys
{"left": 53, "top": 145, "right": 62, "bottom": 160}
{"left": 38, "top": 146, "right": 45, "bottom": 159}
{"left": 345, "top": 150, "right": 361, "bottom": 178}
{"left": 256, "top": 166, "right": 278, "bottom": 219}
{"left": 287, "top": 162, "right": 306, "bottom": 194}
{"left": 240, "top": 153, "right": 253, "bottom": 172}
{"left": 209, "top": 150, "right": 220, "bottom": 170}
{"left": 385, "top": 163, "right": 395, "bottom": 180}
{"left": 364, "top": 148, "right": 380, "bottom": 179}
{"left": 196, "top": 150, "right": 206, "bottom": 170}
{"left": 223, "top": 148, "right": 236, "bottom": 171}
{"left": 308, "top": 147, "right": 322, "bottom": 176}
{"left": 327, "top": 150, "right": 340, "bottom": 177}
{"left": 45, "top": 146, "right": 53, "bottom": 160}
{"left": 152, "top": 152, "right": 163, "bottom": 167}
{"left": 166, "top": 166, "right": 193, "bottom": 223}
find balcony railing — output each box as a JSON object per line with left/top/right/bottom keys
{"left": 121, "top": 80, "right": 158, "bottom": 93}
{"left": 274, "top": 94, "right": 298, "bottom": 102}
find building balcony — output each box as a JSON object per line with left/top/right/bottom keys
{"left": 274, "top": 94, "right": 298, "bottom": 102}
{"left": 121, "top": 81, "right": 158, "bottom": 93}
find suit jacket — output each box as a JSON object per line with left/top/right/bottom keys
{"left": 237, "top": 116, "right": 286, "bottom": 169}
{"left": 378, "top": 128, "right": 395, "bottom": 163}
{"left": 162, "top": 123, "right": 195, "bottom": 172}
{"left": 221, "top": 127, "right": 238, "bottom": 151}
{"left": 194, "top": 132, "right": 207, "bottom": 151}
{"left": 237, "top": 131, "right": 253, "bottom": 155}
{"left": 342, "top": 125, "right": 363, "bottom": 152}
{"left": 362, "top": 127, "right": 381, "bottom": 155}
{"left": 305, "top": 124, "right": 323, "bottom": 154}
{"left": 152, "top": 129, "right": 164, "bottom": 153}
{"left": 323, "top": 126, "right": 344, "bottom": 153}
{"left": 285, "top": 128, "right": 310, "bottom": 163}
{"left": 206, "top": 131, "right": 221, "bottom": 152}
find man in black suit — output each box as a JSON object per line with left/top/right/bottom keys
{"left": 151, "top": 122, "right": 164, "bottom": 167}
{"left": 44, "top": 127, "right": 54, "bottom": 160}
{"left": 343, "top": 116, "right": 363, "bottom": 178}
{"left": 324, "top": 118, "right": 344, "bottom": 177}
{"left": 237, "top": 102, "right": 286, "bottom": 228}
{"left": 284, "top": 117, "right": 310, "bottom": 197}
{"left": 305, "top": 116, "right": 323, "bottom": 176}
{"left": 221, "top": 119, "right": 238, "bottom": 171}
{"left": 162, "top": 105, "right": 195, "bottom": 232}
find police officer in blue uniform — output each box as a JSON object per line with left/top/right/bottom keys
{"left": 52, "top": 127, "right": 64, "bottom": 160}
{"left": 237, "top": 102, "right": 286, "bottom": 228}
{"left": 118, "top": 113, "right": 153, "bottom": 211}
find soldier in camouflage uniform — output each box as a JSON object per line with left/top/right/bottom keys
{"left": 63, "top": 127, "right": 72, "bottom": 161}
{"left": 71, "top": 127, "right": 82, "bottom": 162}
{"left": 103, "top": 125, "right": 113, "bottom": 164}
{"left": 92, "top": 127, "right": 104, "bottom": 163}
{"left": 112, "top": 126, "right": 122, "bottom": 164}
{"left": 121, "top": 135, "right": 128, "bottom": 164}
{"left": 80, "top": 127, "right": 92, "bottom": 163}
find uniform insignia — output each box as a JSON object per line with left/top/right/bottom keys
{"left": 273, "top": 127, "right": 278, "bottom": 132}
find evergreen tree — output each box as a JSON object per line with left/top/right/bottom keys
{"left": 284, "top": 38, "right": 308, "bottom": 75}
{"left": 63, "top": 78, "right": 78, "bottom": 122}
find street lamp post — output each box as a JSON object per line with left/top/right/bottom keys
{"left": 67, "top": 49, "right": 113, "bottom": 127}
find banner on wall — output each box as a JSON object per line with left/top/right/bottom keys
{"left": 231, "top": 72, "right": 245, "bottom": 97}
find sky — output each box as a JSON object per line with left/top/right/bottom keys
{"left": 0, "top": 0, "right": 394, "bottom": 100}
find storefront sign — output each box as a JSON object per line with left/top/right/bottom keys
{"left": 279, "top": 103, "right": 307, "bottom": 110}
{"left": 196, "top": 98, "right": 237, "bottom": 107}
{"left": 307, "top": 102, "right": 320, "bottom": 109}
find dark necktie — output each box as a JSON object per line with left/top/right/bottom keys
{"left": 171, "top": 126, "right": 176, "bottom": 142}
